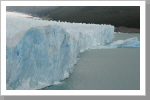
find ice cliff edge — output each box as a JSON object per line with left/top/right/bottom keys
{"left": 6, "top": 23, "right": 114, "bottom": 90}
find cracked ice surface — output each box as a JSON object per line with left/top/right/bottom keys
{"left": 6, "top": 12, "right": 114, "bottom": 90}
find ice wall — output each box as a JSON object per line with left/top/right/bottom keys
{"left": 6, "top": 14, "right": 114, "bottom": 90}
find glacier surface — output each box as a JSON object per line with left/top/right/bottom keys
{"left": 6, "top": 12, "right": 140, "bottom": 90}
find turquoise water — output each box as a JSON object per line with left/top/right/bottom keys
{"left": 40, "top": 33, "right": 140, "bottom": 90}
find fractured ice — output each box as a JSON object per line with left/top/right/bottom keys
{"left": 6, "top": 12, "right": 139, "bottom": 90}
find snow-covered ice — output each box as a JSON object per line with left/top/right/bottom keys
{"left": 6, "top": 12, "right": 33, "bottom": 18}
{"left": 6, "top": 12, "right": 139, "bottom": 90}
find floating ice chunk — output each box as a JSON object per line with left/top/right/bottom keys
{"left": 53, "top": 81, "right": 62, "bottom": 85}
{"left": 62, "top": 71, "right": 70, "bottom": 80}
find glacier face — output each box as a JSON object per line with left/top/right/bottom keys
{"left": 6, "top": 12, "right": 140, "bottom": 90}
{"left": 6, "top": 13, "right": 114, "bottom": 90}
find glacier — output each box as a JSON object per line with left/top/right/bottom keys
{"left": 108, "top": 37, "right": 140, "bottom": 48}
{"left": 93, "top": 37, "right": 140, "bottom": 49}
{"left": 6, "top": 12, "right": 140, "bottom": 90}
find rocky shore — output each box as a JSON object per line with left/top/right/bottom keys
{"left": 115, "top": 26, "right": 140, "bottom": 33}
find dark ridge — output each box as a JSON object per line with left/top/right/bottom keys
{"left": 6, "top": 6, "right": 140, "bottom": 29}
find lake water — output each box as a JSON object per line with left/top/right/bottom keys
{"left": 40, "top": 33, "right": 140, "bottom": 90}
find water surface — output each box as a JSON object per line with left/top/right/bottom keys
{"left": 40, "top": 33, "right": 140, "bottom": 90}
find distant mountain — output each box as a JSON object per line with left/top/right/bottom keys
{"left": 6, "top": 6, "right": 58, "bottom": 17}
{"left": 47, "top": 6, "right": 140, "bottom": 29}
{"left": 6, "top": 6, "right": 140, "bottom": 29}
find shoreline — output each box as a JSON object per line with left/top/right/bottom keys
{"left": 115, "top": 26, "right": 140, "bottom": 33}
